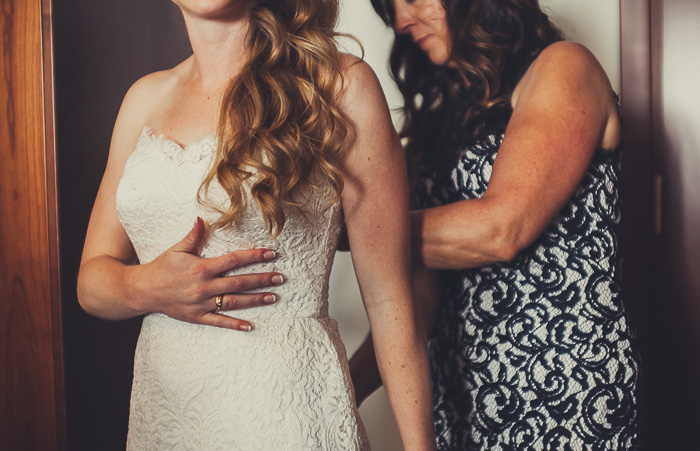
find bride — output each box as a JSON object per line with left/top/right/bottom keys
{"left": 76, "top": 0, "right": 435, "bottom": 449}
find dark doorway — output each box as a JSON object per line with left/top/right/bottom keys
{"left": 53, "top": 1, "right": 190, "bottom": 449}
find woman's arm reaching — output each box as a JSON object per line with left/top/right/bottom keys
{"left": 338, "top": 56, "right": 436, "bottom": 451}
{"left": 411, "top": 42, "right": 622, "bottom": 270}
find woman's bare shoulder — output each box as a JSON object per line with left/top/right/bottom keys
{"left": 121, "top": 59, "right": 191, "bottom": 126}
{"left": 513, "top": 41, "right": 614, "bottom": 108}
{"left": 537, "top": 41, "right": 598, "bottom": 64}
{"left": 108, "top": 58, "right": 191, "bottom": 161}
{"left": 112, "top": 58, "right": 192, "bottom": 147}
{"left": 337, "top": 53, "right": 384, "bottom": 106}
{"left": 511, "top": 41, "right": 621, "bottom": 149}
{"left": 339, "top": 52, "right": 364, "bottom": 71}
{"left": 518, "top": 42, "right": 611, "bottom": 94}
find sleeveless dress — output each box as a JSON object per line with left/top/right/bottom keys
{"left": 416, "top": 97, "right": 642, "bottom": 448}
{"left": 116, "top": 126, "right": 369, "bottom": 450}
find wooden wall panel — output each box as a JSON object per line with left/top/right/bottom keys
{"left": 0, "top": 0, "right": 64, "bottom": 449}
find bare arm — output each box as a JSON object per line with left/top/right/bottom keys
{"left": 339, "top": 58, "right": 436, "bottom": 450}
{"left": 350, "top": 261, "right": 439, "bottom": 406}
{"left": 77, "top": 74, "right": 281, "bottom": 331}
{"left": 413, "top": 42, "right": 622, "bottom": 269}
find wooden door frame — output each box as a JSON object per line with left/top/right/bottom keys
{"left": 42, "top": 0, "right": 66, "bottom": 446}
{"left": 0, "top": 0, "right": 65, "bottom": 449}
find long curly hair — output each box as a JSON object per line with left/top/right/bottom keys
{"left": 370, "top": 0, "right": 563, "bottom": 170}
{"left": 200, "top": 0, "right": 350, "bottom": 236}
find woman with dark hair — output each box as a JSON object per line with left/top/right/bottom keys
{"left": 351, "top": 0, "right": 642, "bottom": 448}
{"left": 77, "top": 0, "right": 436, "bottom": 449}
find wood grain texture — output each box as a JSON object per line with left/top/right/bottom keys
{"left": 0, "top": 0, "right": 64, "bottom": 449}
{"left": 42, "top": 0, "right": 66, "bottom": 448}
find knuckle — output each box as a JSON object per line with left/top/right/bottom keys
{"left": 255, "top": 279, "right": 268, "bottom": 290}
{"left": 189, "top": 262, "right": 207, "bottom": 278}
{"left": 227, "top": 253, "right": 241, "bottom": 268}
{"left": 190, "top": 283, "right": 207, "bottom": 300}
{"left": 228, "top": 277, "right": 243, "bottom": 292}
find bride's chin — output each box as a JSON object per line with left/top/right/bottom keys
{"left": 173, "top": 0, "right": 253, "bottom": 21}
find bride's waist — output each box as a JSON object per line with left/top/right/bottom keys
{"left": 145, "top": 312, "right": 332, "bottom": 322}
{"left": 143, "top": 313, "right": 337, "bottom": 340}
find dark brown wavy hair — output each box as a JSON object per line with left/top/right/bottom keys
{"left": 200, "top": 0, "right": 352, "bottom": 236}
{"left": 370, "top": 0, "right": 563, "bottom": 170}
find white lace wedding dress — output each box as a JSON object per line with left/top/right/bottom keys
{"left": 116, "top": 126, "right": 369, "bottom": 450}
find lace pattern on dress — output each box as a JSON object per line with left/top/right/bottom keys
{"left": 417, "top": 125, "right": 642, "bottom": 450}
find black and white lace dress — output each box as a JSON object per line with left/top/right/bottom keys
{"left": 416, "top": 102, "right": 642, "bottom": 449}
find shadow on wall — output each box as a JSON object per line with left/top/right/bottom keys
{"left": 647, "top": 110, "right": 700, "bottom": 447}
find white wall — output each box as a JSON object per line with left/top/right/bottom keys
{"left": 331, "top": 1, "right": 620, "bottom": 449}
{"left": 540, "top": 0, "right": 620, "bottom": 91}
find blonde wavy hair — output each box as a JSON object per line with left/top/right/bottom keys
{"left": 199, "top": 0, "right": 352, "bottom": 237}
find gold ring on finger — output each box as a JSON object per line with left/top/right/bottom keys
{"left": 214, "top": 294, "right": 224, "bottom": 313}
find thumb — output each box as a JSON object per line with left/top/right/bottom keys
{"left": 173, "top": 216, "right": 207, "bottom": 254}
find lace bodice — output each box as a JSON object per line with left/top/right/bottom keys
{"left": 116, "top": 126, "right": 343, "bottom": 321}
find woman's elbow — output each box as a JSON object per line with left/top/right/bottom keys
{"left": 76, "top": 262, "right": 106, "bottom": 317}
{"left": 444, "top": 235, "right": 520, "bottom": 268}
{"left": 425, "top": 213, "right": 535, "bottom": 268}
{"left": 488, "top": 240, "right": 522, "bottom": 263}
{"left": 76, "top": 270, "right": 94, "bottom": 314}
{"left": 484, "top": 221, "right": 532, "bottom": 263}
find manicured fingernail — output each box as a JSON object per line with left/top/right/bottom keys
{"left": 263, "top": 250, "right": 276, "bottom": 260}
{"left": 271, "top": 274, "right": 284, "bottom": 285}
{"left": 240, "top": 323, "right": 252, "bottom": 332}
{"left": 263, "top": 294, "right": 276, "bottom": 304}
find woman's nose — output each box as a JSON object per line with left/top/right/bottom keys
{"left": 393, "top": 1, "right": 415, "bottom": 34}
